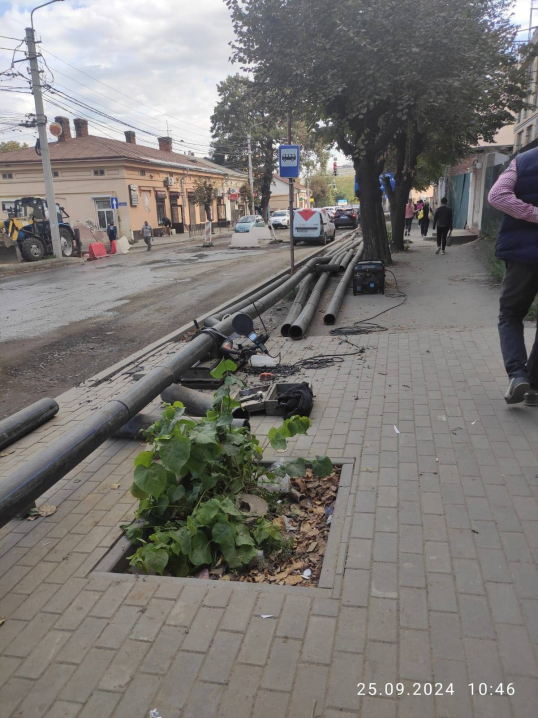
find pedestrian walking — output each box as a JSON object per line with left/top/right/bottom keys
{"left": 420, "top": 200, "right": 431, "bottom": 237}
{"left": 106, "top": 220, "right": 117, "bottom": 249}
{"left": 488, "top": 147, "right": 538, "bottom": 406}
{"left": 141, "top": 220, "right": 153, "bottom": 251}
{"left": 432, "top": 197, "right": 453, "bottom": 255}
{"left": 404, "top": 199, "right": 414, "bottom": 236}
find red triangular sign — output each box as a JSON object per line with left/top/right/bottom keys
{"left": 298, "top": 209, "right": 316, "bottom": 221}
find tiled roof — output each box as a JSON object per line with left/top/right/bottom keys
{"left": 0, "top": 134, "right": 223, "bottom": 173}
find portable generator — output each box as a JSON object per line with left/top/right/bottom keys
{"left": 353, "top": 260, "right": 386, "bottom": 295}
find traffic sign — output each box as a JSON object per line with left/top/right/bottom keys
{"left": 279, "top": 145, "right": 300, "bottom": 178}
{"left": 110, "top": 197, "right": 119, "bottom": 210}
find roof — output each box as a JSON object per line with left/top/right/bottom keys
{"left": 200, "top": 156, "right": 247, "bottom": 178}
{"left": 273, "top": 173, "right": 306, "bottom": 190}
{"left": 0, "top": 134, "right": 228, "bottom": 175}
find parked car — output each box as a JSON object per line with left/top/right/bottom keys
{"left": 334, "top": 207, "right": 359, "bottom": 229}
{"left": 269, "top": 210, "right": 290, "bottom": 229}
{"left": 292, "top": 208, "right": 335, "bottom": 245}
{"left": 234, "top": 215, "right": 265, "bottom": 233}
{"left": 323, "top": 206, "right": 338, "bottom": 219}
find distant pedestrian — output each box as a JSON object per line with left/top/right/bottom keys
{"left": 161, "top": 216, "right": 172, "bottom": 236}
{"left": 404, "top": 199, "right": 414, "bottom": 236}
{"left": 106, "top": 220, "right": 117, "bottom": 248}
{"left": 141, "top": 221, "right": 153, "bottom": 251}
{"left": 433, "top": 197, "right": 453, "bottom": 255}
{"left": 420, "top": 200, "right": 431, "bottom": 237}
{"left": 488, "top": 148, "right": 538, "bottom": 406}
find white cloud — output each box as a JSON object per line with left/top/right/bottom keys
{"left": 0, "top": 0, "right": 236, "bottom": 153}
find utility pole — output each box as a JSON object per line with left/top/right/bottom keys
{"left": 287, "top": 111, "right": 294, "bottom": 275}
{"left": 25, "top": 7, "right": 62, "bottom": 259}
{"left": 247, "top": 131, "right": 255, "bottom": 215}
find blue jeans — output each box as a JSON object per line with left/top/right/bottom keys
{"left": 498, "top": 260, "right": 538, "bottom": 386}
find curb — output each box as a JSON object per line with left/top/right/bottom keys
{"left": 0, "top": 257, "right": 85, "bottom": 279}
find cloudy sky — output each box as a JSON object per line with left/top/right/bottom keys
{"left": 0, "top": 0, "right": 534, "bottom": 161}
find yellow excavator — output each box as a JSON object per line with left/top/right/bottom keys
{"left": 0, "top": 196, "right": 78, "bottom": 261}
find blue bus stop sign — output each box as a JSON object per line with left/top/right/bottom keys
{"left": 110, "top": 197, "right": 119, "bottom": 210}
{"left": 279, "top": 145, "right": 300, "bottom": 178}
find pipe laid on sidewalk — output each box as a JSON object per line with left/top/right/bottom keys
{"left": 280, "top": 274, "right": 317, "bottom": 337}
{"left": 288, "top": 271, "right": 331, "bottom": 340}
{"left": 324, "top": 244, "right": 364, "bottom": 325}
{"left": 0, "top": 254, "right": 328, "bottom": 527}
{"left": 339, "top": 248, "right": 356, "bottom": 273}
{"left": 113, "top": 411, "right": 249, "bottom": 440}
{"left": 160, "top": 384, "right": 249, "bottom": 419}
{"left": 0, "top": 398, "right": 59, "bottom": 452}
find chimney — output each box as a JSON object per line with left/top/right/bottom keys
{"left": 54, "top": 116, "right": 71, "bottom": 142}
{"left": 158, "top": 136, "right": 172, "bottom": 152}
{"left": 73, "top": 118, "right": 88, "bottom": 138}
{"left": 125, "top": 130, "right": 136, "bottom": 144}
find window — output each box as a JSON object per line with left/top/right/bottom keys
{"left": 95, "top": 198, "right": 115, "bottom": 229}
{"left": 526, "top": 124, "right": 534, "bottom": 145}
{"left": 516, "top": 131, "right": 524, "bottom": 150}
{"left": 93, "top": 169, "right": 105, "bottom": 176}
{"left": 217, "top": 198, "right": 226, "bottom": 220}
{"left": 140, "top": 169, "right": 146, "bottom": 176}
{"left": 53, "top": 171, "right": 59, "bottom": 177}
{"left": 2, "top": 173, "right": 13, "bottom": 180}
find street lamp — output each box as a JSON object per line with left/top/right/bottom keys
{"left": 26, "top": 0, "right": 65, "bottom": 259}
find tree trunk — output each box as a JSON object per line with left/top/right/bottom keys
{"left": 260, "top": 138, "right": 275, "bottom": 221}
{"left": 391, "top": 176, "right": 413, "bottom": 251}
{"left": 355, "top": 155, "right": 392, "bottom": 264}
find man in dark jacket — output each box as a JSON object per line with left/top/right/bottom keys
{"left": 106, "top": 220, "right": 118, "bottom": 248}
{"left": 432, "top": 197, "right": 453, "bottom": 255}
{"left": 488, "top": 148, "right": 538, "bottom": 406}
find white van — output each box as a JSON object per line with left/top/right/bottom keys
{"left": 292, "top": 208, "right": 336, "bottom": 245}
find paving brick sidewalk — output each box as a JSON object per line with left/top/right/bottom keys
{"left": 0, "top": 231, "right": 537, "bottom": 717}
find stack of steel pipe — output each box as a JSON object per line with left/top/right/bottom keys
{"left": 324, "top": 244, "right": 365, "bottom": 325}
{"left": 288, "top": 271, "right": 331, "bottom": 340}
{"left": 280, "top": 274, "right": 317, "bottom": 336}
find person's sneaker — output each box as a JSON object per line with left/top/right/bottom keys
{"left": 436, "top": 247, "right": 441, "bottom": 255}
{"left": 441, "top": 250, "right": 445, "bottom": 255}
{"left": 505, "top": 377, "right": 530, "bottom": 404}
{"left": 524, "top": 389, "right": 538, "bottom": 407}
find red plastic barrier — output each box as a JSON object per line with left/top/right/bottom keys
{"left": 110, "top": 240, "right": 117, "bottom": 255}
{"left": 88, "top": 242, "right": 108, "bottom": 260}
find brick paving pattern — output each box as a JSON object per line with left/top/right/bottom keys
{"left": 1, "top": 236, "right": 537, "bottom": 717}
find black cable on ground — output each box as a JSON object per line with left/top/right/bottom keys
{"left": 329, "top": 268, "right": 406, "bottom": 336}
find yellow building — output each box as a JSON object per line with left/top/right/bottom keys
{"left": 0, "top": 117, "right": 247, "bottom": 249}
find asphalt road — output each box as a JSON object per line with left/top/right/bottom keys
{"left": 0, "top": 230, "right": 351, "bottom": 419}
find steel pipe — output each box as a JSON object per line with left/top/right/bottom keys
{"left": 0, "top": 398, "right": 59, "bottom": 451}
{"left": 280, "top": 274, "right": 316, "bottom": 337}
{"left": 288, "top": 271, "right": 331, "bottom": 340}
{"left": 339, "top": 248, "right": 356, "bottom": 272}
{"left": 113, "top": 412, "right": 249, "bottom": 440}
{"left": 160, "top": 384, "right": 249, "bottom": 419}
{"left": 324, "top": 244, "right": 365, "bottom": 325}
{"left": 0, "top": 255, "right": 325, "bottom": 527}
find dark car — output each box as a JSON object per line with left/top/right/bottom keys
{"left": 334, "top": 207, "right": 359, "bottom": 229}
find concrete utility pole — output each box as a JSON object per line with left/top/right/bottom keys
{"left": 287, "top": 112, "right": 295, "bottom": 275}
{"left": 247, "top": 131, "right": 255, "bottom": 215}
{"left": 25, "top": 1, "right": 64, "bottom": 259}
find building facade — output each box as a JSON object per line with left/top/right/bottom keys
{"left": 0, "top": 117, "right": 247, "bottom": 250}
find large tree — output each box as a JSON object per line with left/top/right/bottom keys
{"left": 0, "top": 141, "right": 28, "bottom": 153}
{"left": 226, "top": 0, "right": 526, "bottom": 263}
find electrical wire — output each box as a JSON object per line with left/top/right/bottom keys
{"left": 329, "top": 269, "right": 407, "bottom": 336}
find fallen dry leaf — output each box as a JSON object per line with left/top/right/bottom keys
{"left": 307, "top": 541, "right": 319, "bottom": 552}
{"left": 0, "top": 617, "right": 5, "bottom": 627}
{"left": 274, "top": 569, "right": 291, "bottom": 581}
{"left": 284, "top": 575, "right": 304, "bottom": 586}
{"left": 110, "top": 484, "right": 120, "bottom": 490}
{"left": 272, "top": 516, "right": 285, "bottom": 531}
{"left": 38, "top": 504, "right": 57, "bottom": 517}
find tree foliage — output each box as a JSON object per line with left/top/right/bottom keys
{"left": 310, "top": 172, "right": 334, "bottom": 206}
{"left": 0, "top": 141, "right": 28, "bottom": 153}
{"left": 226, "top": 0, "right": 526, "bottom": 262}
{"left": 193, "top": 179, "right": 216, "bottom": 221}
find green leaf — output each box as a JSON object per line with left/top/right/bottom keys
{"left": 134, "top": 451, "right": 154, "bottom": 468}
{"left": 144, "top": 549, "right": 169, "bottom": 575}
{"left": 169, "top": 526, "right": 191, "bottom": 556}
{"left": 235, "top": 523, "right": 255, "bottom": 547}
{"left": 190, "top": 423, "right": 218, "bottom": 445}
{"left": 222, "top": 442, "right": 241, "bottom": 457}
{"left": 219, "top": 497, "right": 243, "bottom": 517}
{"left": 159, "top": 433, "right": 191, "bottom": 475}
{"left": 133, "top": 463, "right": 168, "bottom": 499}
{"left": 130, "top": 482, "right": 148, "bottom": 500}
{"left": 281, "top": 458, "right": 307, "bottom": 477}
{"left": 210, "top": 358, "right": 238, "bottom": 380}
{"left": 156, "top": 495, "right": 170, "bottom": 515}
{"left": 123, "top": 524, "right": 142, "bottom": 544}
{"left": 312, "top": 455, "right": 333, "bottom": 478}
{"left": 189, "top": 532, "right": 212, "bottom": 566}
{"left": 268, "top": 427, "right": 287, "bottom": 451}
{"left": 237, "top": 544, "right": 258, "bottom": 564}
{"left": 201, "top": 473, "right": 219, "bottom": 492}
{"left": 194, "top": 498, "right": 223, "bottom": 526}
{"left": 212, "top": 518, "right": 236, "bottom": 547}
{"left": 168, "top": 483, "right": 186, "bottom": 503}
